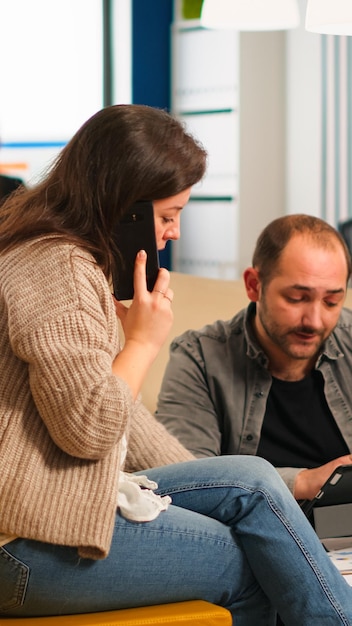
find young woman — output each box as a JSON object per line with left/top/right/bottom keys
{"left": 0, "top": 104, "right": 351, "bottom": 625}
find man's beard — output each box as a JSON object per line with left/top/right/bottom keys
{"left": 258, "top": 302, "right": 327, "bottom": 361}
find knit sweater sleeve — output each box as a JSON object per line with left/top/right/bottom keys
{"left": 5, "top": 240, "right": 131, "bottom": 460}
{"left": 124, "top": 398, "right": 195, "bottom": 472}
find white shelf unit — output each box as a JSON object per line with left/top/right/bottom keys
{"left": 171, "top": 20, "right": 240, "bottom": 279}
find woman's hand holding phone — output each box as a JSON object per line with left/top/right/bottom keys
{"left": 112, "top": 250, "right": 174, "bottom": 399}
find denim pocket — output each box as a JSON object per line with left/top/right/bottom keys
{"left": 0, "top": 545, "right": 30, "bottom": 611}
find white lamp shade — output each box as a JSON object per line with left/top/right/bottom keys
{"left": 200, "top": 0, "right": 300, "bottom": 31}
{"left": 306, "top": 0, "right": 352, "bottom": 35}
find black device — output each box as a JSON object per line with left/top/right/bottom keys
{"left": 112, "top": 200, "right": 159, "bottom": 301}
{"left": 301, "top": 465, "right": 352, "bottom": 541}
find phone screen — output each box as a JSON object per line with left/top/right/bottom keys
{"left": 112, "top": 200, "right": 160, "bottom": 300}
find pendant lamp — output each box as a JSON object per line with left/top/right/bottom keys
{"left": 306, "top": 0, "right": 352, "bottom": 35}
{"left": 200, "top": 0, "right": 300, "bottom": 31}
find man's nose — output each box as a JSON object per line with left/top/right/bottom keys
{"left": 301, "top": 303, "right": 323, "bottom": 329}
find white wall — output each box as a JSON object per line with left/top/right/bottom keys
{"left": 239, "top": 30, "right": 286, "bottom": 273}
{"left": 286, "top": 0, "right": 322, "bottom": 217}
{"left": 239, "top": 0, "right": 323, "bottom": 273}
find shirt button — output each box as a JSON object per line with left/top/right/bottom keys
{"left": 254, "top": 391, "right": 264, "bottom": 398}
{"left": 246, "top": 434, "right": 253, "bottom": 441}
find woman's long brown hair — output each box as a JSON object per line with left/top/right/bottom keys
{"left": 0, "top": 105, "right": 207, "bottom": 277}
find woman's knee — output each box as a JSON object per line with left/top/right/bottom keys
{"left": 202, "top": 455, "right": 286, "bottom": 492}
{"left": 148, "top": 455, "right": 289, "bottom": 502}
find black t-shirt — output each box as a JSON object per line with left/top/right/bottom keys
{"left": 256, "top": 370, "right": 349, "bottom": 468}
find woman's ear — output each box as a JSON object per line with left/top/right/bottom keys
{"left": 243, "top": 268, "right": 261, "bottom": 302}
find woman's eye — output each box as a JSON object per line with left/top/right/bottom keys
{"left": 162, "top": 217, "right": 173, "bottom": 224}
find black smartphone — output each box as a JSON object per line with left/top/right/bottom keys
{"left": 112, "top": 200, "right": 159, "bottom": 300}
{"left": 300, "top": 466, "right": 352, "bottom": 543}
{"left": 301, "top": 465, "right": 352, "bottom": 518}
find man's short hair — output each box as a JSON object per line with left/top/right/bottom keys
{"left": 252, "top": 214, "right": 352, "bottom": 286}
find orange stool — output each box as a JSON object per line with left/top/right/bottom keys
{"left": 0, "top": 600, "right": 232, "bottom": 625}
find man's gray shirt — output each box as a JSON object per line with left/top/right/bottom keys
{"left": 155, "top": 303, "right": 352, "bottom": 493}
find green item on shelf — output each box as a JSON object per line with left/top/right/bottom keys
{"left": 182, "top": 0, "right": 203, "bottom": 20}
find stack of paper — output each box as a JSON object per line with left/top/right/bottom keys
{"left": 327, "top": 548, "right": 352, "bottom": 587}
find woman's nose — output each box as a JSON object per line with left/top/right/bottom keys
{"left": 165, "top": 224, "right": 180, "bottom": 241}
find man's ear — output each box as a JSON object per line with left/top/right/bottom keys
{"left": 243, "top": 268, "right": 261, "bottom": 302}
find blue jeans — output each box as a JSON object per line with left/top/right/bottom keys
{"left": 1, "top": 456, "right": 351, "bottom": 625}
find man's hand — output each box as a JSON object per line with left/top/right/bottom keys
{"left": 294, "top": 454, "right": 352, "bottom": 500}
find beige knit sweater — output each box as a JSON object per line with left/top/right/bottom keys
{"left": 0, "top": 237, "right": 193, "bottom": 559}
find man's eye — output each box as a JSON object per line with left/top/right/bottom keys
{"left": 162, "top": 217, "right": 173, "bottom": 224}
{"left": 286, "top": 297, "right": 302, "bottom": 303}
{"left": 325, "top": 301, "right": 338, "bottom": 308}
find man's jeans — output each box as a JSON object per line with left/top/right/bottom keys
{"left": 1, "top": 456, "right": 351, "bottom": 625}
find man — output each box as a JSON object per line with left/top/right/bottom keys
{"left": 155, "top": 214, "right": 352, "bottom": 501}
